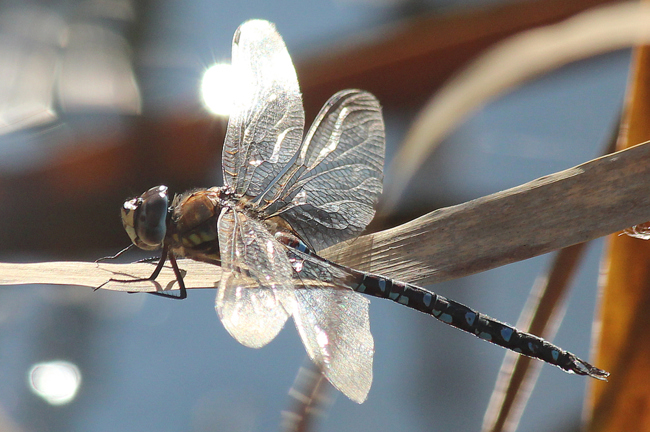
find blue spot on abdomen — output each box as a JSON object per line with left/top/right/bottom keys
{"left": 423, "top": 293, "right": 432, "bottom": 308}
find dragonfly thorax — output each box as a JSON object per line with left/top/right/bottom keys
{"left": 167, "top": 187, "right": 225, "bottom": 262}
{"left": 121, "top": 185, "right": 170, "bottom": 250}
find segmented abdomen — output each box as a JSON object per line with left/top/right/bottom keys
{"left": 345, "top": 268, "right": 607, "bottom": 380}
{"left": 276, "top": 231, "right": 609, "bottom": 380}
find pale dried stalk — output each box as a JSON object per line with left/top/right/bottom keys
{"left": 1, "top": 140, "right": 650, "bottom": 293}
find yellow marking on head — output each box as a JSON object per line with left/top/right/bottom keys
{"left": 120, "top": 206, "right": 138, "bottom": 243}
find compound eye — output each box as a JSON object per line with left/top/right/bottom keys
{"left": 121, "top": 185, "right": 169, "bottom": 250}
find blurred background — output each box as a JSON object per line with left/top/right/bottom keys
{"left": 0, "top": 0, "right": 631, "bottom": 431}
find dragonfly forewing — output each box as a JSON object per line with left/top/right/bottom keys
{"left": 222, "top": 19, "right": 305, "bottom": 198}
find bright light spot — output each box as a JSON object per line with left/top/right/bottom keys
{"left": 28, "top": 360, "right": 82, "bottom": 405}
{"left": 201, "top": 63, "right": 235, "bottom": 116}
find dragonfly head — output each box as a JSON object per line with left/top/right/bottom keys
{"left": 121, "top": 185, "right": 169, "bottom": 250}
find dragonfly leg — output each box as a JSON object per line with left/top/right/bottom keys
{"left": 98, "top": 244, "right": 188, "bottom": 300}
{"left": 94, "top": 244, "right": 134, "bottom": 262}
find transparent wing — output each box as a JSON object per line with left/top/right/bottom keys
{"left": 222, "top": 19, "right": 305, "bottom": 198}
{"left": 288, "top": 248, "right": 374, "bottom": 403}
{"left": 216, "top": 207, "right": 296, "bottom": 348}
{"left": 259, "top": 90, "right": 385, "bottom": 251}
{"left": 293, "top": 285, "right": 374, "bottom": 404}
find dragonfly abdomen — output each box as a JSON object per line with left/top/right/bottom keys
{"left": 345, "top": 268, "right": 608, "bottom": 380}
{"left": 275, "top": 217, "right": 609, "bottom": 381}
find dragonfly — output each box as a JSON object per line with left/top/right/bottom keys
{"left": 116, "top": 19, "right": 608, "bottom": 403}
